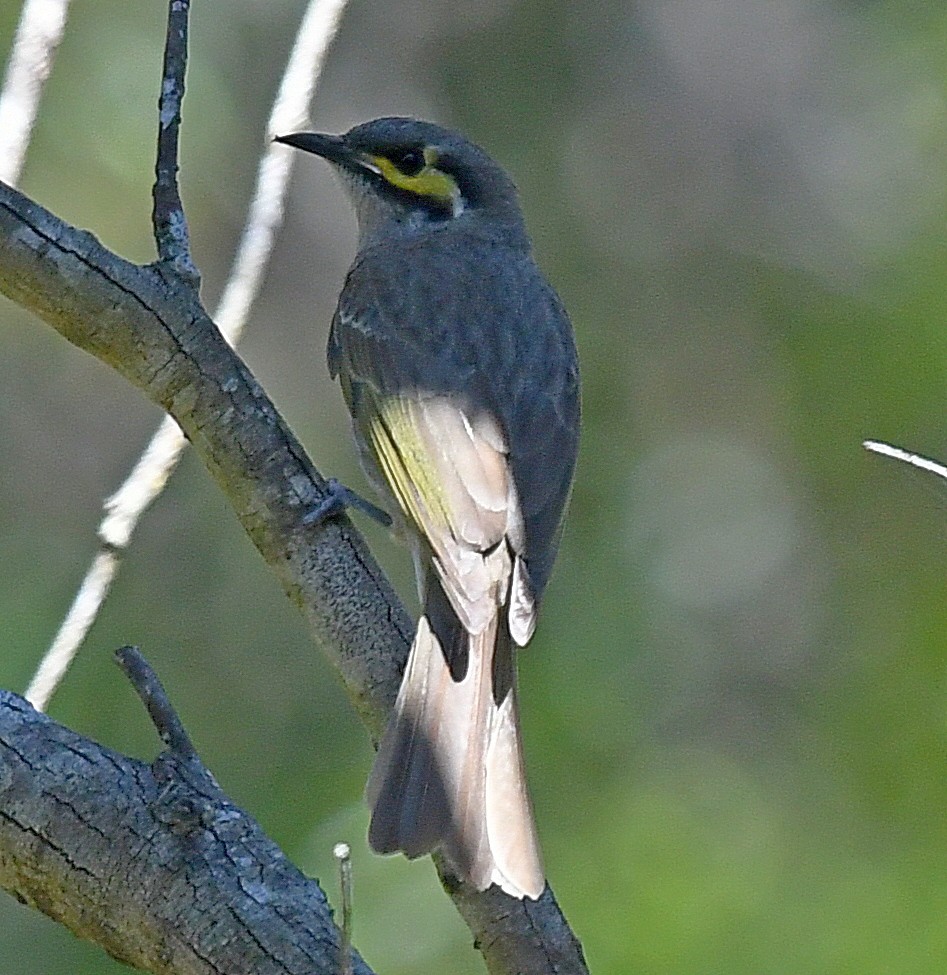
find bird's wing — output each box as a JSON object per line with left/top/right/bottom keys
{"left": 331, "top": 360, "right": 533, "bottom": 645}
{"left": 329, "top": 238, "right": 576, "bottom": 633}
{"left": 363, "top": 385, "right": 517, "bottom": 637}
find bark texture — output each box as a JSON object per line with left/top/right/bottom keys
{"left": 0, "top": 689, "right": 373, "bottom": 975}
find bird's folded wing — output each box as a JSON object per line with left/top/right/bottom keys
{"left": 363, "top": 388, "right": 516, "bottom": 635}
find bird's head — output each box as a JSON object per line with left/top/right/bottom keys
{"left": 276, "top": 117, "right": 525, "bottom": 245}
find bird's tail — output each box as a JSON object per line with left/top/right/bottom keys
{"left": 366, "top": 601, "right": 544, "bottom": 899}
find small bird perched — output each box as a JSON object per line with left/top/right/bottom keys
{"left": 277, "top": 118, "right": 580, "bottom": 899}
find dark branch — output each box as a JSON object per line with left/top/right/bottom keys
{"left": 0, "top": 688, "right": 374, "bottom": 975}
{"left": 0, "top": 179, "right": 412, "bottom": 740}
{"left": 115, "top": 645, "right": 198, "bottom": 761}
{"left": 152, "top": 0, "right": 196, "bottom": 277}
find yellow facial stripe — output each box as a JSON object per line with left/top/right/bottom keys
{"left": 368, "top": 148, "right": 460, "bottom": 206}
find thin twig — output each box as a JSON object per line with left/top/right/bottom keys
{"left": 24, "top": 548, "right": 119, "bottom": 708}
{"left": 25, "top": 0, "right": 350, "bottom": 712}
{"left": 0, "top": 0, "right": 72, "bottom": 184}
{"left": 114, "top": 645, "right": 197, "bottom": 760}
{"left": 863, "top": 439, "right": 947, "bottom": 481}
{"left": 152, "top": 0, "right": 196, "bottom": 276}
{"left": 334, "top": 841, "right": 354, "bottom": 975}
{"left": 217, "top": 0, "right": 350, "bottom": 336}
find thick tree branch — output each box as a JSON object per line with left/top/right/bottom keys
{"left": 0, "top": 180, "right": 589, "bottom": 974}
{"left": 0, "top": 179, "right": 411, "bottom": 735}
{"left": 0, "top": 683, "right": 373, "bottom": 975}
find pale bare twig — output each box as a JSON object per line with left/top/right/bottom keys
{"left": 863, "top": 439, "right": 947, "bottom": 481}
{"left": 25, "top": 0, "right": 350, "bottom": 711}
{"left": 0, "top": 0, "right": 72, "bottom": 185}
{"left": 334, "top": 841, "right": 354, "bottom": 975}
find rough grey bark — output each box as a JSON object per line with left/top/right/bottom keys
{"left": 0, "top": 687, "right": 373, "bottom": 975}
{"left": 0, "top": 179, "right": 589, "bottom": 974}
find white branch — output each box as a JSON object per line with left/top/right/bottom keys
{"left": 217, "top": 0, "right": 349, "bottom": 342}
{"left": 25, "top": 0, "right": 350, "bottom": 711}
{"left": 863, "top": 439, "right": 947, "bottom": 481}
{"left": 0, "top": 0, "right": 71, "bottom": 184}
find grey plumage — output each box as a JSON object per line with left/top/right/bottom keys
{"left": 278, "top": 118, "right": 580, "bottom": 898}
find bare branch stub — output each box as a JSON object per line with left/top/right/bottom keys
{"left": 152, "top": 0, "right": 197, "bottom": 277}
{"left": 115, "top": 645, "right": 197, "bottom": 761}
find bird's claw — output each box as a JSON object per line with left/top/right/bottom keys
{"left": 303, "top": 478, "right": 392, "bottom": 529}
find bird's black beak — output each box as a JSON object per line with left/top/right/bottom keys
{"left": 275, "top": 131, "right": 364, "bottom": 170}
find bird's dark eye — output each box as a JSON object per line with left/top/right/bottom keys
{"left": 391, "top": 148, "right": 426, "bottom": 177}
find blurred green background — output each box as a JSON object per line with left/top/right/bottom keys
{"left": 3, "top": 0, "right": 947, "bottom": 972}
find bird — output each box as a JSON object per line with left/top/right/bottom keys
{"left": 276, "top": 117, "right": 580, "bottom": 899}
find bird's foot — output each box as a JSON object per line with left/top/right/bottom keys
{"left": 303, "top": 478, "right": 392, "bottom": 528}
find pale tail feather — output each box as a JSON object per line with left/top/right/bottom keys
{"left": 485, "top": 632, "right": 544, "bottom": 897}
{"left": 366, "top": 613, "right": 544, "bottom": 898}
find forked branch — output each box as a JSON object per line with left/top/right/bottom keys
{"left": 0, "top": 651, "right": 374, "bottom": 975}
{"left": 25, "top": 0, "right": 350, "bottom": 711}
